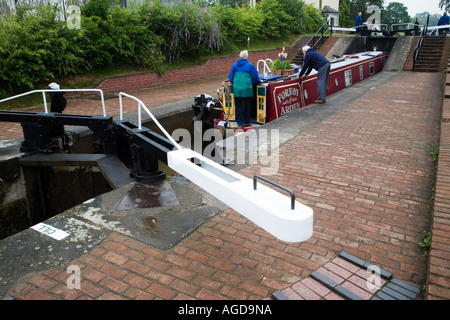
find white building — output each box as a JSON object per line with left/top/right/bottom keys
{"left": 305, "top": 0, "right": 340, "bottom": 26}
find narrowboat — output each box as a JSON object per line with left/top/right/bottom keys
{"left": 215, "top": 51, "right": 388, "bottom": 130}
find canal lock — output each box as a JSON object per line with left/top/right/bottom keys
{"left": 0, "top": 110, "right": 197, "bottom": 240}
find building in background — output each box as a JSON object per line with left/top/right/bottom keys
{"left": 305, "top": 1, "right": 340, "bottom": 26}
{"left": 321, "top": 5, "right": 340, "bottom": 26}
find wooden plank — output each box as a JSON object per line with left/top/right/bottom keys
{"left": 97, "top": 155, "right": 133, "bottom": 189}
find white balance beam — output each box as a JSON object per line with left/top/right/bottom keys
{"left": 167, "top": 148, "right": 313, "bottom": 243}
{"left": 118, "top": 91, "right": 313, "bottom": 243}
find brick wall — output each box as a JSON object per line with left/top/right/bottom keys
{"left": 93, "top": 49, "right": 280, "bottom": 94}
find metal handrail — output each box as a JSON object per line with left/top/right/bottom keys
{"left": 253, "top": 175, "right": 296, "bottom": 210}
{"left": 257, "top": 59, "right": 272, "bottom": 74}
{"left": 307, "top": 18, "right": 332, "bottom": 49}
{"left": 0, "top": 89, "right": 107, "bottom": 116}
{"left": 427, "top": 24, "right": 450, "bottom": 35}
{"left": 118, "top": 92, "right": 182, "bottom": 150}
{"left": 413, "top": 15, "right": 429, "bottom": 72}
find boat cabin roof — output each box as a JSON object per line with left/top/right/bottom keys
{"left": 259, "top": 51, "right": 386, "bottom": 84}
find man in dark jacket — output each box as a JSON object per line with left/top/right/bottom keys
{"left": 229, "top": 50, "right": 261, "bottom": 128}
{"left": 48, "top": 82, "right": 66, "bottom": 137}
{"left": 438, "top": 12, "right": 450, "bottom": 35}
{"left": 355, "top": 12, "right": 363, "bottom": 34}
{"left": 298, "top": 46, "right": 330, "bottom": 103}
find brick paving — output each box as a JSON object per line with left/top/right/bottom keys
{"left": 1, "top": 70, "right": 449, "bottom": 301}
{"left": 425, "top": 64, "right": 450, "bottom": 300}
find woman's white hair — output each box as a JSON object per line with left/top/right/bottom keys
{"left": 239, "top": 50, "right": 249, "bottom": 59}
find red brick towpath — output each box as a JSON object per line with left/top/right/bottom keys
{"left": 2, "top": 71, "right": 447, "bottom": 300}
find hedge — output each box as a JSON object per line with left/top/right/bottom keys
{"left": 0, "top": 0, "right": 324, "bottom": 98}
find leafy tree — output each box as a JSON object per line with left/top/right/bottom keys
{"left": 0, "top": 0, "right": 328, "bottom": 97}
{"left": 80, "top": 0, "right": 164, "bottom": 70}
{"left": 439, "top": 0, "right": 450, "bottom": 12}
{"left": 339, "top": 0, "right": 353, "bottom": 27}
{"left": 381, "top": 2, "right": 410, "bottom": 25}
{"left": 415, "top": 12, "right": 439, "bottom": 26}
{"left": 350, "top": 0, "right": 385, "bottom": 23}
{"left": 277, "top": 0, "right": 306, "bottom": 34}
{"left": 82, "top": 0, "right": 112, "bottom": 19}
{"left": 131, "top": 0, "right": 220, "bottom": 63}
{"left": 233, "top": 4, "right": 264, "bottom": 41}
{"left": 302, "top": 3, "right": 326, "bottom": 33}
{"left": 218, "top": 0, "right": 247, "bottom": 8}
{"left": 163, "top": 2, "right": 222, "bottom": 62}
{"left": 257, "top": 0, "right": 293, "bottom": 39}
{"left": 210, "top": 3, "right": 240, "bottom": 50}
{"left": 0, "top": 5, "right": 83, "bottom": 93}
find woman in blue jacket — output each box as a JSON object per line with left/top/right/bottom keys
{"left": 229, "top": 50, "right": 261, "bottom": 128}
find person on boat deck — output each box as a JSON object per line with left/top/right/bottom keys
{"left": 298, "top": 45, "right": 330, "bottom": 104}
{"left": 355, "top": 12, "right": 363, "bottom": 35}
{"left": 229, "top": 50, "right": 261, "bottom": 128}
{"left": 438, "top": 12, "right": 450, "bottom": 35}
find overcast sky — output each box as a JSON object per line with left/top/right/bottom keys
{"left": 385, "top": 0, "right": 443, "bottom": 16}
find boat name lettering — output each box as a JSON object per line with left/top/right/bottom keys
{"left": 280, "top": 102, "right": 301, "bottom": 116}
{"left": 277, "top": 87, "right": 299, "bottom": 104}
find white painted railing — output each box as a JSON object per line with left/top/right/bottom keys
{"left": 0, "top": 89, "right": 107, "bottom": 116}
{"left": 118, "top": 92, "right": 182, "bottom": 150}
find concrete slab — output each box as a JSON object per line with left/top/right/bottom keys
{"left": 383, "top": 36, "right": 415, "bottom": 71}
{"left": 0, "top": 214, "right": 109, "bottom": 297}
{"left": 0, "top": 174, "right": 227, "bottom": 297}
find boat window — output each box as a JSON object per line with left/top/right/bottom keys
{"left": 304, "top": 90, "right": 308, "bottom": 100}
{"left": 359, "top": 65, "right": 363, "bottom": 80}
{"left": 345, "top": 70, "right": 352, "bottom": 87}
{"left": 335, "top": 78, "right": 338, "bottom": 87}
{"left": 369, "top": 62, "right": 374, "bottom": 75}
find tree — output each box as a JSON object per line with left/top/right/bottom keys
{"left": 439, "top": 0, "right": 450, "bottom": 12}
{"left": 339, "top": 0, "right": 352, "bottom": 27}
{"left": 277, "top": 0, "right": 306, "bottom": 34}
{"left": 415, "top": 12, "right": 440, "bottom": 26}
{"left": 349, "top": 0, "right": 385, "bottom": 23}
{"left": 381, "top": 2, "right": 409, "bottom": 25}
{"left": 218, "top": 0, "right": 248, "bottom": 8}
